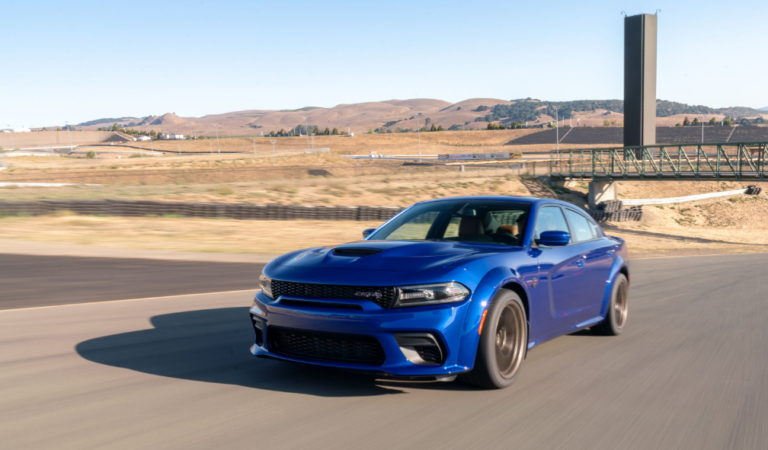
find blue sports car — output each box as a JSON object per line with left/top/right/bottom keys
{"left": 251, "top": 196, "right": 629, "bottom": 389}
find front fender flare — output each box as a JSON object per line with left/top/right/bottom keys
{"left": 455, "top": 267, "right": 532, "bottom": 370}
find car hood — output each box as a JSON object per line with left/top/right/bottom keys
{"left": 275, "top": 240, "right": 515, "bottom": 273}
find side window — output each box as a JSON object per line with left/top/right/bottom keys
{"left": 564, "top": 209, "right": 595, "bottom": 242}
{"left": 534, "top": 207, "right": 570, "bottom": 241}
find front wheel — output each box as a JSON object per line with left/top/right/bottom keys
{"left": 459, "top": 289, "right": 527, "bottom": 389}
{"left": 591, "top": 273, "right": 629, "bottom": 336}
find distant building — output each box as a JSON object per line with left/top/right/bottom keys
{"left": 164, "top": 134, "right": 185, "bottom": 140}
{"left": 1, "top": 127, "right": 31, "bottom": 133}
{"left": 136, "top": 136, "right": 151, "bottom": 141}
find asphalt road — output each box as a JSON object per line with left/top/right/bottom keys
{"left": 1, "top": 253, "right": 767, "bottom": 449}
{"left": 0, "top": 254, "right": 263, "bottom": 310}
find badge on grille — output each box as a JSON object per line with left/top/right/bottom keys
{"left": 355, "top": 291, "right": 383, "bottom": 299}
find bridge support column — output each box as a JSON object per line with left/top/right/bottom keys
{"left": 588, "top": 181, "right": 617, "bottom": 209}
{"left": 551, "top": 179, "right": 577, "bottom": 189}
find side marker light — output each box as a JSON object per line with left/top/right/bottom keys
{"left": 478, "top": 310, "right": 488, "bottom": 335}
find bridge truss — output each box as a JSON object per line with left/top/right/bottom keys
{"left": 549, "top": 142, "right": 768, "bottom": 181}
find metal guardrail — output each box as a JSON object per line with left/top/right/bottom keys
{"left": 549, "top": 142, "right": 768, "bottom": 181}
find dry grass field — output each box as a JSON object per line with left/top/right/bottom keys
{"left": 1, "top": 198, "right": 767, "bottom": 257}
{"left": 0, "top": 170, "right": 531, "bottom": 207}
{"left": 3, "top": 136, "right": 768, "bottom": 258}
{"left": 109, "top": 129, "right": 541, "bottom": 155}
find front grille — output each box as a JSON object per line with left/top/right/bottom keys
{"left": 271, "top": 280, "right": 397, "bottom": 309}
{"left": 268, "top": 326, "right": 386, "bottom": 366}
{"left": 333, "top": 248, "right": 383, "bottom": 256}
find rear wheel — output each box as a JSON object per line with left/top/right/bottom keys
{"left": 591, "top": 273, "right": 628, "bottom": 336}
{"left": 459, "top": 289, "right": 527, "bottom": 389}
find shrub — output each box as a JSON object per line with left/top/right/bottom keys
{"left": 86, "top": 151, "right": 96, "bottom": 159}
{"left": 269, "top": 184, "right": 298, "bottom": 194}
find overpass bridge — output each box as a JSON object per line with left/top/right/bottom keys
{"left": 548, "top": 141, "right": 767, "bottom": 207}
{"left": 550, "top": 141, "right": 767, "bottom": 181}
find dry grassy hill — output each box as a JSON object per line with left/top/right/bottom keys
{"left": 58, "top": 98, "right": 768, "bottom": 140}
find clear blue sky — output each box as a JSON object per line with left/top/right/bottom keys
{"left": 1, "top": 0, "right": 766, "bottom": 128}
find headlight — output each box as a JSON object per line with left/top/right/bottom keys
{"left": 259, "top": 273, "right": 273, "bottom": 299}
{"left": 394, "top": 282, "right": 469, "bottom": 308}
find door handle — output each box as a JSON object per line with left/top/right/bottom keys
{"left": 576, "top": 259, "right": 584, "bottom": 268}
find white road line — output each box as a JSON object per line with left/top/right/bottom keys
{"left": 0, "top": 289, "right": 259, "bottom": 313}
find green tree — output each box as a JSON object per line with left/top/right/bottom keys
{"left": 692, "top": 117, "right": 699, "bottom": 125}
{"left": 111, "top": 123, "right": 119, "bottom": 131}
{"left": 430, "top": 124, "right": 436, "bottom": 132}
{"left": 675, "top": 123, "right": 681, "bottom": 127}
{"left": 366, "top": 129, "right": 373, "bottom": 134}
{"left": 149, "top": 130, "right": 157, "bottom": 137}
{"left": 683, "top": 117, "right": 690, "bottom": 126}
{"left": 437, "top": 125, "right": 444, "bottom": 131}
{"left": 724, "top": 119, "right": 733, "bottom": 126}
{"left": 323, "top": 127, "right": 330, "bottom": 135}
{"left": 603, "top": 120, "right": 610, "bottom": 127}
{"left": 420, "top": 127, "right": 426, "bottom": 132}
{"left": 709, "top": 117, "right": 717, "bottom": 125}
{"left": 332, "top": 128, "right": 339, "bottom": 135}
{"left": 56, "top": 127, "right": 61, "bottom": 131}
{"left": 312, "top": 126, "right": 320, "bottom": 135}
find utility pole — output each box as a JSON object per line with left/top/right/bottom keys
{"left": 65, "top": 121, "right": 73, "bottom": 152}
{"left": 303, "top": 117, "right": 310, "bottom": 152}
{"left": 253, "top": 137, "right": 256, "bottom": 155}
{"left": 270, "top": 140, "right": 276, "bottom": 166}
{"left": 554, "top": 107, "right": 559, "bottom": 151}
{"left": 416, "top": 114, "right": 422, "bottom": 162}
{"left": 6, "top": 124, "right": 14, "bottom": 149}
{"left": 214, "top": 124, "right": 221, "bottom": 153}
{"left": 697, "top": 114, "right": 705, "bottom": 143}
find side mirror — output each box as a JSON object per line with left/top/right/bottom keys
{"left": 536, "top": 230, "right": 570, "bottom": 247}
{"left": 362, "top": 228, "right": 376, "bottom": 239}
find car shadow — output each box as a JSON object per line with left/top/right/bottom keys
{"left": 75, "top": 307, "right": 473, "bottom": 397}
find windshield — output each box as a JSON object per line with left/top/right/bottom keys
{"left": 371, "top": 200, "right": 530, "bottom": 246}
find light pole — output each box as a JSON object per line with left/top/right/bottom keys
{"left": 214, "top": 124, "right": 221, "bottom": 153}
{"left": 65, "top": 121, "right": 73, "bottom": 151}
{"left": 253, "top": 137, "right": 257, "bottom": 155}
{"left": 553, "top": 107, "right": 559, "bottom": 151}
{"left": 303, "top": 117, "right": 310, "bottom": 152}
{"left": 697, "top": 114, "right": 705, "bottom": 143}
{"left": 270, "top": 140, "right": 276, "bottom": 166}
{"left": 416, "top": 113, "right": 422, "bottom": 162}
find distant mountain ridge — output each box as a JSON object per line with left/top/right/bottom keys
{"left": 760, "top": 106, "right": 768, "bottom": 111}
{"left": 65, "top": 98, "right": 767, "bottom": 136}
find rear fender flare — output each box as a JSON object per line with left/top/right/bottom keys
{"left": 599, "top": 255, "right": 629, "bottom": 318}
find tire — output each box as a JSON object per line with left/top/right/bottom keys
{"left": 459, "top": 289, "right": 528, "bottom": 389}
{"left": 591, "top": 273, "right": 629, "bottom": 336}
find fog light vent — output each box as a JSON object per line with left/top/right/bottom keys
{"left": 251, "top": 315, "right": 264, "bottom": 346}
{"left": 394, "top": 333, "right": 445, "bottom": 366}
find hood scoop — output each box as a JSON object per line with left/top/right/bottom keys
{"left": 332, "top": 248, "right": 383, "bottom": 257}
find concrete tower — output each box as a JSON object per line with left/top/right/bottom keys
{"left": 624, "top": 13, "right": 657, "bottom": 148}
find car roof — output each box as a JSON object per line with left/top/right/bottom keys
{"left": 417, "top": 195, "right": 572, "bottom": 208}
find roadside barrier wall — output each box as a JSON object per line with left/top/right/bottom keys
{"left": 0, "top": 199, "right": 405, "bottom": 222}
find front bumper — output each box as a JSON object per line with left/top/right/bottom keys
{"left": 249, "top": 290, "right": 476, "bottom": 377}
